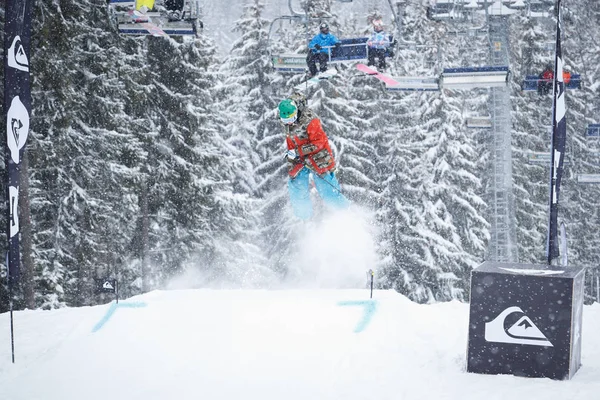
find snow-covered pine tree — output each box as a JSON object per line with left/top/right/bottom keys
{"left": 131, "top": 31, "right": 268, "bottom": 290}
{"left": 26, "top": 0, "right": 140, "bottom": 307}
{"left": 367, "top": 2, "right": 443, "bottom": 301}
{"left": 208, "top": 0, "right": 280, "bottom": 287}
{"left": 339, "top": 9, "right": 397, "bottom": 290}
{"left": 376, "top": 2, "right": 488, "bottom": 302}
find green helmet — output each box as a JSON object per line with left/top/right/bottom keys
{"left": 279, "top": 99, "right": 298, "bottom": 123}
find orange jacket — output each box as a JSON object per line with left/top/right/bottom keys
{"left": 563, "top": 71, "right": 572, "bottom": 84}
{"left": 286, "top": 117, "right": 335, "bottom": 178}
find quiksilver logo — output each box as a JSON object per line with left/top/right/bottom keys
{"left": 485, "top": 306, "right": 553, "bottom": 347}
{"left": 6, "top": 96, "right": 30, "bottom": 164}
{"left": 9, "top": 186, "right": 19, "bottom": 238}
{"left": 103, "top": 281, "right": 114, "bottom": 290}
{"left": 8, "top": 36, "right": 29, "bottom": 72}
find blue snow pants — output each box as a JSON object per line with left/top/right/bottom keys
{"left": 288, "top": 168, "right": 350, "bottom": 220}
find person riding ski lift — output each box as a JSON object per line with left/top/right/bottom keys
{"left": 162, "top": 0, "right": 185, "bottom": 20}
{"left": 135, "top": 0, "right": 185, "bottom": 21}
{"left": 563, "top": 67, "right": 572, "bottom": 84}
{"left": 279, "top": 93, "right": 349, "bottom": 220}
{"left": 159, "top": 0, "right": 185, "bottom": 21}
{"left": 538, "top": 63, "right": 554, "bottom": 95}
{"left": 135, "top": 0, "right": 155, "bottom": 14}
{"left": 306, "top": 22, "right": 341, "bottom": 78}
{"left": 537, "top": 63, "right": 573, "bottom": 95}
{"left": 366, "top": 19, "right": 391, "bottom": 71}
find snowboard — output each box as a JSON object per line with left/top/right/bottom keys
{"left": 128, "top": 9, "right": 167, "bottom": 36}
{"left": 356, "top": 63, "right": 399, "bottom": 86}
{"left": 141, "top": 22, "right": 167, "bottom": 37}
{"left": 294, "top": 69, "right": 338, "bottom": 92}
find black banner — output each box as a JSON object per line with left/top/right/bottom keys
{"left": 547, "top": 0, "right": 566, "bottom": 264}
{"left": 4, "top": 0, "right": 33, "bottom": 283}
{"left": 98, "top": 279, "right": 117, "bottom": 294}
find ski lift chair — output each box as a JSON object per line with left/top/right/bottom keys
{"left": 426, "top": 1, "right": 464, "bottom": 21}
{"left": 271, "top": 54, "right": 308, "bottom": 73}
{"left": 329, "top": 36, "right": 396, "bottom": 63}
{"left": 385, "top": 76, "right": 440, "bottom": 92}
{"left": 527, "top": 151, "right": 552, "bottom": 165}
{"left": 577, "top": 174, "right": 600, "bottom": 184}
{"left": 466, "top": 116, "right": 492, "bottom": 129}
{"left": 268, "top": 0, "right": 356, "bottom": 72}
{"left": 526, "top": 152, "right": 570, "bottom": 165}
{"left": 108, "top": 0, "right": 202, "bottom": 37}
{"left": 586, "top": 124, "right": 600, "bottom": 138}
{"left": 527, "top": 0, "right": 555, "bottom": 18}
{"left": 521, "top": 73, "right": 581, "bottom": 91}
{"left": 271, "top": 35, "right": 397, "bottom": 73}
{"left": 441, "top": 66, "right": 510, "bottom": 90}
{"left": 476, "top": 1, "right": 520, "bottom": 16}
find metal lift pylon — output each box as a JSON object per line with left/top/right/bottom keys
{"left": 486, "top": 14, "right": 519, "bottom": 263}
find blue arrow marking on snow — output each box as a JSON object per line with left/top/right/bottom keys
{"left": 92, "top": 301, "right": 147, "bottom": 333}
{"left": 337, "top": 300, "right": 378, "bottom": 333}
{"left": 92, "top": 303, "right": 118, "bottom": 333}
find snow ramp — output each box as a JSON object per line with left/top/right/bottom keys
{"left": 1, "top": 289, "right": 600, "bottom": 400}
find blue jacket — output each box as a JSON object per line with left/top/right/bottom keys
{"left": 309, "top": 33, "right": 340, "bottom": 54}
{"left": 367, "top": 31, "right": 390, "bottom": 50}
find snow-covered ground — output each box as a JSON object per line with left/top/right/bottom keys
{"left": 1, "top": 288, "right": 600, "bottom": 400}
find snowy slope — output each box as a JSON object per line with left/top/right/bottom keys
{"left": 1, "top": 289, "right": 600, "bottom": 400}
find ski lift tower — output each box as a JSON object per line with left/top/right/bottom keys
{"left": 485, "top": 1, "right": 519, "bottom": 263}
{"left": 480, "top": 0, "right": 556, "bottom": 262}
{"left": 427, "top": 0, "right": 557, "bottom": 262}
{"left": 427, "top": 0, "right": 549, "bottom": 263}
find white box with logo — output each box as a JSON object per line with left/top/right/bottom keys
{"left": 466, "top": 261, "right": 584, "bottom": 380}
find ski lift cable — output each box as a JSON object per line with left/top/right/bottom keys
{"left": 287, "top": 0, "right": 304, "bottom": 18}
{"left": 386, "top": 0, "right": 416, "bottom": 46}
{"left": 268, "top": 0, "right": 338, "bottom": 60}
{"left": 267, "top": 16, "right": 304, "bottom": 57}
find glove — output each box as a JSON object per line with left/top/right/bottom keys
{"left": 314, "top": 44, "right": 322, "bottom": 50}
{"left": 285, "top": 149, "right": 299, "bottom": 162}
{"left": 334, "top": 42, "right": 341, "bottom": 48}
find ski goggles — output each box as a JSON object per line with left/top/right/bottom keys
{"left": 280, "top": 112, "right": 298, "bottom": 125}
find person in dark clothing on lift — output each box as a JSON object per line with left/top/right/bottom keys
{"left": 306, "top": 22, "right": 341, "bottom": 77}
{"left": 538, "top": 63, "right": 554, "bottom": 95}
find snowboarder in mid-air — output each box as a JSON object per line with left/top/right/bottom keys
{"left": 279, "top": 93, "right": 349, "bottom": 220}
{"left": 306, "top": 22, "right": 341, "bottom": 77}
{"left": 367, "top": 19, "right": 391, "bottom": 71}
